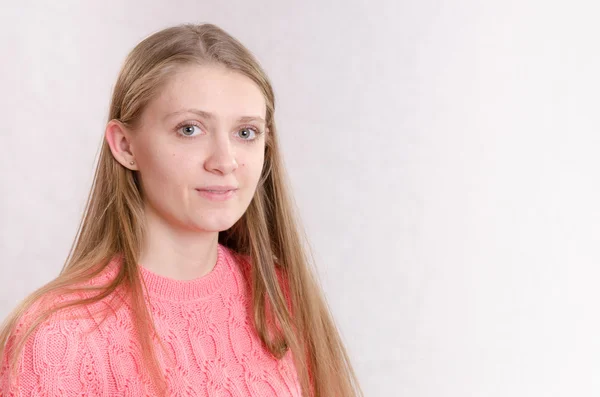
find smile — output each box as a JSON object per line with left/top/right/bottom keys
{"left": 196, "top": 189, "right": 237, "bottom": 201}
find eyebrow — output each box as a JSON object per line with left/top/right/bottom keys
{"left": 163, "top": 108, "right": 266, "bottom": 125}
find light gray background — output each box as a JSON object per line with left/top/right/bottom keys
{"left": 1, "top": 1, "right": 599, "bottom": 396}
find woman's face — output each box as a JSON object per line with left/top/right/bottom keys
{"left": 125, "top": 64, "right": 267, "bottom": 233}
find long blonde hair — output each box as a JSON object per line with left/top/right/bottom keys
{"left": 0, "top": 23, "right": 362, "bottom": 397}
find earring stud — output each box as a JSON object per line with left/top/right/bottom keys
{"left": 129, "top": 161, "right": 135, "bottom": 165}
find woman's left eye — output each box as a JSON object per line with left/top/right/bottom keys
{"left": 238, "top": 126, "right": 258, "bottom": 140}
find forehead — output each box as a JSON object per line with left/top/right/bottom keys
{"left": 149, "top": 64, "right": 267, "bottom": 121}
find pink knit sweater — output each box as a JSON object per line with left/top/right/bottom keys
{"left": 0, "top": 244, "right": 302, "bottom": 396}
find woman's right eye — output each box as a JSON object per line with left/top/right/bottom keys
{"left": 179, "top": 124, "right": 201, "bottom": 137}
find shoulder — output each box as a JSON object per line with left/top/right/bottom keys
{"left": 0, "top": 264, "right": 127, "bottom": 394}
{"left": 0, "top": 293, "right": 110, "bottom": 394}
{"left": 224, "top": 246, "right": 288, "bottom": 284}
{"left": 224, "top": 247, "right": 292, "bottom": 308}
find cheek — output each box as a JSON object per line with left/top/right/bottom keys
{"left": 147, "top": 154, "right": 176, "bottom": 180}
{"left": 138, "top": 149, "right": 192, "bottom": 195}
{"left": 238, "top": 153, "right": 264, "bottom": 182}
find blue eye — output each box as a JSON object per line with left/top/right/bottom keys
{"left": 238, "top": 127, "right": 256, "bottom": 140}
{"left": 180, "top": 124, "right": 201, "bottom": 137}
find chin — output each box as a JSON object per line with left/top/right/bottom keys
{"left": 192, "top": 211, "right": 243, "bottom": 232}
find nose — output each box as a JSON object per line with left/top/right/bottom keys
{"left": 204, "top": 134, "right": 238, "bottom": 175}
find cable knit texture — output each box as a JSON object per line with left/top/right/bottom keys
{"left": 0, "top": 244, "right": 302, "bottom": 396}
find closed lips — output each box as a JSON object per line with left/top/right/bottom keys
{"left": 197, "top": 186, "right": 237, "bottom": 191}
{"left": 196, "top": 187, "right": 238, "bottom": 193}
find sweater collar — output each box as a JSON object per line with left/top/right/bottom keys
{"left": 137, "top": 243, "right": 230, "bottom": 301}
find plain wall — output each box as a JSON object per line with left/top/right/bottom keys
{"left": 1, "top": 0, "right": 599, "bottom": 396}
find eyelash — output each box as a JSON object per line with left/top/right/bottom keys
{"left": 174, "top": 121, "right": 264, "bottom": 143}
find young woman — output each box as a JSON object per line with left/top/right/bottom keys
{"left": 0, "top": 23, "right": 362, "bottom": 396}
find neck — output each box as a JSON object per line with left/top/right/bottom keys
{"left": 138, "top": 202, "right": 219, "bottom": 281}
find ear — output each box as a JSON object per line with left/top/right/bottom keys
{"left": 105, "top": 119, "right": 137, "bottom": 170}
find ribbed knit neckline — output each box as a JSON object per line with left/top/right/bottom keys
{"left": 137, "top": 243, "right": 229, "bottom": 301}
